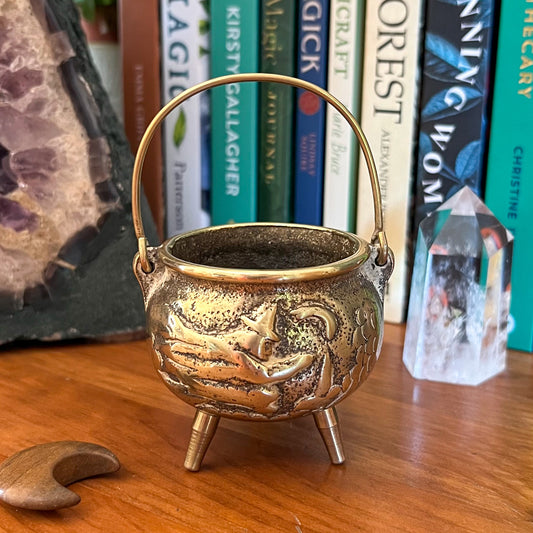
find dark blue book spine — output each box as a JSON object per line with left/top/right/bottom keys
{"left": 413, "top": 0, "right": 497, "bottom": 229}
{"left": 293, "top": 0, "right": 330, "bottom": 225}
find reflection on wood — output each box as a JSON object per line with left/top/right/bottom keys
{"left": 0, "top": 326, "right": 531, "bottom": 531}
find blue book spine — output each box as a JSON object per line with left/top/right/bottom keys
{"left": 413, "top": 0, "right": 497, "bottom": 230}
{"left": 293, "top": 0, "right": 330, "bottom": 226}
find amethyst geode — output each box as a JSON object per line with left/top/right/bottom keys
{"left": 0, "top": 0, "right": 156, "bottom": 343}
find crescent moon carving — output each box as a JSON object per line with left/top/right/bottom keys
{"left": 0, "top": 441, "right": 120, "bottom": 510}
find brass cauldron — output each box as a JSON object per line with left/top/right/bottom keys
{"left": 132, "top": 74, "right": 393, "bottom": 471}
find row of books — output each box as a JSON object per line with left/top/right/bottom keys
{"left": 118, "top": 0, "right": 533, "bottom": 352}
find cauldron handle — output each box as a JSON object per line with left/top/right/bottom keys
{"left": 132, "top": 73, "right": 389, "bottom": 273}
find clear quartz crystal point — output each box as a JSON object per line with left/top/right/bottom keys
{"left": 403, "top": 187, "right": 514, "bottom": 385}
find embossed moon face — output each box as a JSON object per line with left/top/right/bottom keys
{"left": 148, "top": 286, "right": 382, "bottom": 421}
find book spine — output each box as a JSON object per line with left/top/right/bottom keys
{"left": 119, "top": 0, "right": 164, "bottom": 238}
{"left": 356, "top": 0, "right": 425, "bottom": 323}
{"left": 323, "top": 0, "right": 365, "bottom": 232}
{"left": 413, "top": 0, "right": 497, "bottom": 229}
{"left": 83, "top": 5, "right": 123, "bottom": 123}
{"left": 258, "top": 0, "right": 297, "bottom": 222}
{"left": 484, "top": 0, "right": 533, "bottom": 352}
{"left": 293, "top": 0, "right": 330, "bottom": 226}
{"left": 210, "top": 0, "right": 259, "bottom": 225}
{"left": 160, "top": 0, "right": 210, "bottom": 237}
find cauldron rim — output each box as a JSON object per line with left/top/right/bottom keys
{"left": 159, "top": 222, "right": 370, "bottom": 283}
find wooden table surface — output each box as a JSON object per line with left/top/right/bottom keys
{"left": 0, "top": 324, "right": 531, "bottom": 532}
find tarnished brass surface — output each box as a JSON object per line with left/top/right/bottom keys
{"left": 134, "top": 224, "right": 393, "bottom": 421}
{"left": 131, "top": 74, "right": 394, "bottom": 468}
{"left": 184, "top": 411, "right": 220, "bottom": 472}
{"left": 314, "top": 408, "right": 345, "bottom": 464}
{"left": 162, "top": 223, "right": 369, "bottom": 282}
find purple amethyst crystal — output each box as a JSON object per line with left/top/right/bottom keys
{"left": 24, "top": 97, "right": 48, "bottom": 115}
{"left": 17, "top": 172, "right": 53, "bottom": 202}
{"left": 0, "top": 0, "right": 156, "bottom": 345}
{"left": 0, "top": 67, "right": 43, "bottom": 99}
{"left": 0, "top": 106, "right": 63, "bottom": 153}
{"left": 0, "top": 0, "right": 119, "bottom": 312}
{"left": 0, "top": 18, "right": 9, "bottom": 52}
{"left": 0, "top": 145, "right": 17, "bottom": 195}
{"left": 10, "top": 147, "right": 58, "bottom": 174}
{"left": 0, "top": 168, "right": 17, "bottom": 195}
{"left": 0, "top": 167, "right": 18, "bottom": 196}
{"left": 0, "top": 197, "right": 39, "bottom": 232}
{"left": 2, "top": 148, "right": 58, "bottom": 202}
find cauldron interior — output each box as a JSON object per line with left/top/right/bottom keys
{"left": 169, "top": 224, "right": 360, "bottom": 270}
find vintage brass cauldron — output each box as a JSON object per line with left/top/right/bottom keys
{"left": 131, "top": 74, "right": 393, "bottom": 471}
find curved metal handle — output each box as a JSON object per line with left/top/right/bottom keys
{"left": 132, "top": 73, "right": 389, "bottom": 272}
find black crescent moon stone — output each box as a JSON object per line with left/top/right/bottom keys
{"left": 0, "top": 0, "right": 157, "bottom": 344}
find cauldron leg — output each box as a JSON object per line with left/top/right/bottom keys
{"left": 313, "top": 407, "right": 345, "bottom": 465}
{"left": 184, "top": 410, "right": 220, "bottom": 472}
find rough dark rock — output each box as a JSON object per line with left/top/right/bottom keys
{"left": 0, "top": 0, "right": 157, "bottom": 345}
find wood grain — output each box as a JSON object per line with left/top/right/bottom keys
{"left": 0, "top": 442, "right": 120, "bottom": 510}
{"left": 0, "top": 324, "right": 531, "bottom": 532}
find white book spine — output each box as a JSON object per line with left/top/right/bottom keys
{"left": 160, "top": 0, "right": 210, "bottom": 237}
{"left": 323, "top": 0, "right": 364, "bottom": 232}
{"left": 356, "top": 0, "right": 424, "bottom": 323}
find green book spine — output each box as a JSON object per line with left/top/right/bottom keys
{"left": 484, "top": 0, "right": 533, "bottom": 352}
{"left": 210, "top": 1, "right": 259, "bottom": 225}
{"left": 258, "top": 0, "right": 297, "bottom": 222}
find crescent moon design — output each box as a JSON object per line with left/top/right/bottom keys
{"left": 0, "top": 441, "right": 120, "bottom": 510}
{"left": 290, "top": 304, "right": 338, "bottom": 340}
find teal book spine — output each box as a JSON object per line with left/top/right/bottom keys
{"left": 210, "top": 0, "right": 259, "bottom": 225}
{"left": 484, "top": 0, "right": 533, "bottom": 352}
{"left": 258, "top": 0, "right": 297, "bottom": 222}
